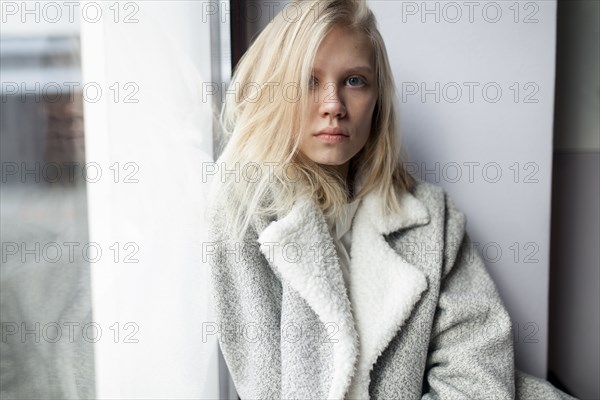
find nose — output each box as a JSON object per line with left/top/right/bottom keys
{"left": 318, "top": 83, "right": 346, "bottom": 120}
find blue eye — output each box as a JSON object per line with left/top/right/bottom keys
{"left": 346, "top": 76, "right": 365, "bottom": 87}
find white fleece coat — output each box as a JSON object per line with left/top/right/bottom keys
{"left": 206, "top": 179, "right": 576, "bottom": 400}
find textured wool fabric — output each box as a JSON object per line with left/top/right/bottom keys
{"left": 206, "top": 179, "right": 577, "bottom": 400}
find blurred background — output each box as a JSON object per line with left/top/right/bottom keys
{"left": 0, "top": 1, "right": 598, "bottom": 399}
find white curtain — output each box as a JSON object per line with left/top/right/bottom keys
{"left": 81, "top": 1, "right": 221, "bottom": 397}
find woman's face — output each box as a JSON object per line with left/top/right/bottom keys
{"left": 299, "top": 25, "right": 378, "bottom": 178}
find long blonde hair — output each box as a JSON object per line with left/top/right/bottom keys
{"left": 207, "top": 0, "right": 415, "bottom": 242}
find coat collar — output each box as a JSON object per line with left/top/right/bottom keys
{"left": 256, "top": 186, "right": 430, "bottom": 399}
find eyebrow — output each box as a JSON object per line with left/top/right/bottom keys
{"left": 312, "top": 66, "right": 373, "bottom": 75}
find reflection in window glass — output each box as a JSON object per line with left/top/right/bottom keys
{"left": 1, "top": 28, "right": 95, "bottom": 400}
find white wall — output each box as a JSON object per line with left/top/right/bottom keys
{"left": 369, "top": 0, "right": 557, "bottom": 377}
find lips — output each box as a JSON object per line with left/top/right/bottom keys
{"left": 314, "top": 127, "right": 350, "bottom": 144}
{"left": 315, "top": 127, "right": 348, "bottom": 137}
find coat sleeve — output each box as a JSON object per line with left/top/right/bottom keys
{"left": 205, "top": 207, "right": 283, "bottom": 399}
{"left": 421, "top": 195, "right": 577, "bottom": 400}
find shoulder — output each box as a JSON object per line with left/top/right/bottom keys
{"left": 409, "top": 179, "right": 466, "bottom": 230}
{"left": 406, "top": 179, "right": 469, "bottom": 274}
{"left": 410, "top": 179, "right": 445, "bottom": 210}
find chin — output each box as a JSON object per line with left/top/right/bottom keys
{"left": 316, "top": 160, "right": 346, "bottom": 167}
{"left": 313, "top": 154, "right": 350, "bottom": 166}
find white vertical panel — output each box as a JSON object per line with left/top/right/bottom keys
{"left": 80, "top": 1, "right": 219, "bottom": 397}
{"left": 369, "top": 0, "right": 557, "bottom": 377}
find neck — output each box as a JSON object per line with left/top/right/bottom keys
{"left": 318, "top": 161, "right": 355, "bottom": 201}
{"left": 339, "top": 161, "right": 355, "bottom": 202}
{"left": 333, "top": 161, "right": 350, "bottom": 182}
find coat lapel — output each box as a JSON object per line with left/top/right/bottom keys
{"left": 256, "top": 188, "right": 430, "bottom": 399}
{"left": 346, "top": 189, "right": 430, "bottom": 399}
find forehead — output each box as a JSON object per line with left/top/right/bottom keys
{"left": 312, "top": 26, "right": 374, "bottom": 72}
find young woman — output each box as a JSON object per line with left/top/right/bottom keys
{"left": 206, "top": 1, "right": 576, "bottom": 399}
